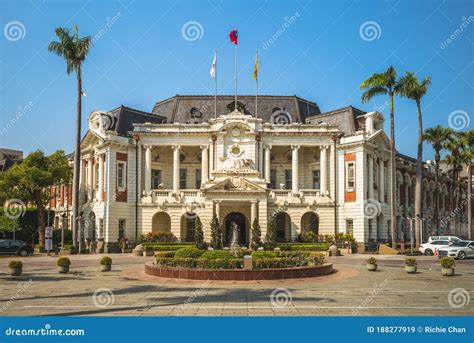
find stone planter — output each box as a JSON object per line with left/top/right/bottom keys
{"left": 58, "top": 266, "right": 69, "bottom": 274}
{"left": 100, "top": 264, "right": 112, "bottom": 272}
{"left": 9, "top": 267, "right": 22, "bottom": 276}
{"left": 366, "top": 263, "right": 377, "bottom": 271}
{"left": 60, "top": 248, "right": 78, "bottom": 255}
{"left": 405, "top": 265, "right": 417, "bottom": 274}
{"left": 441, "top": 267, "right": 455, "bottom": 276}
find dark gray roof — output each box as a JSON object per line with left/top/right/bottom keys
{"left": 151, "top": 95, "right": 321, "bottom": 124}
{"left": 305, "top": 106, "right": 365, "bottom": 135}
{"left": 108, "top": 105, "right": 167, "bottom": 136}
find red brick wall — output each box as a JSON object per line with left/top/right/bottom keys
{"left": 344, "top": 153, "right": 356, "bottom": 202}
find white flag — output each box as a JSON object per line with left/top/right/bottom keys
{"left": 210, "top": 52, "right": 217, "bottom": 78}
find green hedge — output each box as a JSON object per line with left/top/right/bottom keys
{"left": 142, "top": 243, "right": 195, "bottom": 251}
{"left": 251, "top": 251, "right": 277, "bottom": 259}
{"left": 276, "top": 243, "right": 330, "bottom": 251}
{"left": 155, "top": 257, "right": 243, "bottom": 269}
{"left": 200, "top": 250, "right": 233, "bottom": 259}
{"left": 174, "top": 247, "right": 204, "bottom": 259}
{"left": 154, "top": 251, "right": 176, "bottom": 258}
{"left": 253, "top": 255, "right": 325, "bottom": 269}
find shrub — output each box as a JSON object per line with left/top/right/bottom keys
{"left": 64, "top": 244, "right": 75, "bottom": 250}
{"left": 200, "top": 250, "right": 233, "bottom": 260}
{"left": 174, "top": 247, "right": 204, "bottom": 259}
{"left": 251, "top": 251, "right": 277, "bottom": 259}
{"left": 194, "top": 216, "right": 205, "bottom": 249}
{"left": 301, "top": 231, "right": 318, "bottom": 243}
{"left": 252, "top": 254, "right": 325, "bottom": 269}
{"left": 100, "top": 256, "right": 112, "bottom": 265}
{"left": 154, "top": 251, "right": 176, "bottom": 258}
{"left": 210, "top": 213, "right": 223, "bottom": 249}
{"left": 57, "top": 257, "right": 71, "bottom": 267}
{"left": 196, "top": 258, "right": 243, "bottom": 269}
{"left": 405, "top": 257, "right": 416, "bottom": 266}
{"left": 231, "top": 249, "right": 251, "bottom": 258}
{"left": 367, "top": 257, "right": 377, "bottom": 265}
{"left": 36, "top": 244, "right": 45, "bottom": 251}
{"left": 139, "top": 232, "right": 177, "bottom": 243}
{"left": 276, "top": 243, "right": 330, "bottom": 251}
{"left": 142, "top": 244, "right": 194, "bottom": 251}
{"left": 9, "top": 261, "right": 22, "bottom": 268}
{"left": 439, "top": 257, "right": 455, "bottom": 268}
{"left": 264, "top": 216, "right": 277, "bottom": 250}
{"left": 250, "top": 218, "right": 262, "bottom": 250}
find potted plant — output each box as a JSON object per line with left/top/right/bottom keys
{"left": 366, "top": 257, "right": 377, "bottom": 271}
{"left": 57, "top": 257, "right": 71, "bottom": 274}
{"left": 99, "top": 256, "right": 112, "bottom": 272}
{"left": 440, "top": 257, "right": 455, "bottom": 276}
{"left": 405, "top": 257, "right": 417, "bottom": 274}
{"left": 8, "top": 261, "right": 22, "bottom": 276}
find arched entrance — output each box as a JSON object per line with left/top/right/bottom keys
{"left": 152, "top": 212, "right": 171, "bottom": 233}
{"left": 301, "top": 212, "right": 319, "bottom": 235}
{"left": 274, "top": 212, "right": 291, "bottom": 242}
{"left": 224, "top": 212, "right": 247, "bottom": 246}
{"left": 181, "top": 214, "right": 196, "bottom": 242}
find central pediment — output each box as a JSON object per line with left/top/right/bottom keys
{"left": 204, "top": 177, "right": 267, "bottom": 193}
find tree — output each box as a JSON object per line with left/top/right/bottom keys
{"left": 250, "top": 217, "right": 262, "bottom": 250}
{"left": 210, "top": 212, "right": 222, "bottom": 249}
{"left": 458, "top": 130, "right": 473, "bottom": 239}
{"left": 48, "top": 26, "right": 92, "bottom": 250}
{"left": 0, "top": 216, "right": 20, "bottom": 238}
{"left": 423, "top": 125, "right": 453, "bottom": 235}
{"left": 0, "top": 150, "right": 71, "bottom": 244}
{"left": 193, "top": 216, "right": 204, "bottom": 249}
{"left": 360, "top": 66, "right": 399, "bottom": 248}
{"left": 265, "top": 215, "right": 277, "bottom": 250}
{"left": 398, "top": 71, "right": 431, "bottom": 248}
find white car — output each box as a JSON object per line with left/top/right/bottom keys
{"left": 427, "top": 236, "right": 461, "bottom": 243}
{"left": 438, "top": 241, "right": 474, "bottom": 260}
{"left": 419, "top": 240, "right": 452, "bottom": 255}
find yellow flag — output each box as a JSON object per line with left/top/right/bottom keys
{"left": 252, "top": 52, "right": 258, "bottom": 80}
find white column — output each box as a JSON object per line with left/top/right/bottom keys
{"left": 320, "top": 146, "right": 327, "bottom": 195}
{"left": 88, "top": 155, "right": 94, "bottom": 200}
{"left": 144, "top": 145, "right": 152, "bottom": 195}
{"left": 97, "top": 154, "right": 104, "bottom": 202}
{"left": 172, "top": 145, "right": 181, "bottom": 194}
{"left": 368, "top": 154, "right": 374, "bottom": 200}
{"left": 264, "top": 144, "right": 271, "bottom": 184}
{"left": 250, "top": 200, "right": 258, "bottom": 225}
{"left": 379, "top": 159, "right": 385, "bottom": 203}
{"left": 200, "top": 145, "right": 209, "bottom": 186}
{"left": 215, "top": 201, "right": 221, "bottom": 222}
{"left": 291, "top": 145, "right": 299, "bottom": 194}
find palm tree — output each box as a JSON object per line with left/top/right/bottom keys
{"left": 398, "top": 71, "right": 431, "bottom": 247}
{"left": 423, "top": 125, "right": 453, "bottom": 235}
{"left": 458, "top": 130, "right": 473, "bottom": 239}
{"left": 49, "top": 26, "right": 91, "bottom": 251}
{"left": 360, "top": 66, "right": 399, "bottom": 248}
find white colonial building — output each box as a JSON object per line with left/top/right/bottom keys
{"left": 48, "top": 95, "right": 470, "bottom": 252}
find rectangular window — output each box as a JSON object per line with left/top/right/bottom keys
{"left": 186, "top": 218, "right": 195, "bottom": 242}
{"left": 118, "top": 219, "right": 126, "bottom": 239}
{"left": 95, "top": 163, "right": 99, "bottom": 189}
{"left": 180, "top": 168, "right": 187, "bottom": 189}
{"left": 312, "top": 170, "right": 320, "bottom": 189}
{"left": 270, "top": 169, "right": 277, "bottom": 189}
{"left": 151, "top": 169, "right": 162, "bottom": 189}
{"left": 117, "top": 162, "right": 127, "bottom": 191}
{"left": 346, "top": 162, "right": 355, "bottom": 191}
{"left": 285, "top": 169, "right": 292, "bottom": 190}
{"left": 99, "top": 219, "right": 104, "bottom": 239}
{"left": 346, "top": 219, "right": 354, "bottom": 235}
{"left": 276, "top": 215, "right": 286, "bottom": 241}
{"left": 195, "top": 169, "right": 202, "bottom": 189}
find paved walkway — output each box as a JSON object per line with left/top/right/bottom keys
{"left": 0, "top": 254, "right": 472, "bottom": 316}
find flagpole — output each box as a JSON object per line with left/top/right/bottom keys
{"left": 255, "top": 50, "right": 258, "bottom": 119}
{"left": 234, "top": 37, "right": 237, "bottom": 111}
{"left": 214, "top": 50, "right": 217, "bottom": 119}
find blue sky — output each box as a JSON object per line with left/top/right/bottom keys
{"left": 0, "top": 0, "right": 472, "bottom": 159}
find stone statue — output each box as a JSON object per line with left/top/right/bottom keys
{"left": 229, "top": 221, "right": 240, "bottom": 248}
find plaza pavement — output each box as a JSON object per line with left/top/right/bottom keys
{"left": 0, "top": 253, "right": 472, "bottom": 316}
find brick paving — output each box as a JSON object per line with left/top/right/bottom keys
{"left": 0, "top": 254, "right": 472, "bottom": 316}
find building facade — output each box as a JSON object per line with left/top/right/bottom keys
{"left": 49, "top": 95, "right": 470, "bottom": 252}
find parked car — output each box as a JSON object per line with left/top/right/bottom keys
{"left": 0, "top": 240, "right": 34, "bottom": 256}
{"left": 427, "top": 236, "right": 460, "bottom": 243}
{"left": 438, "top": 241, "right": 474, "bottom": 260}
{"left": 419, "top": 240, "right": 452, "bottom": 255}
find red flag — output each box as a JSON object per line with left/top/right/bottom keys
{"left": 229, "top": 30, "right": 238, "bottom": 45}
